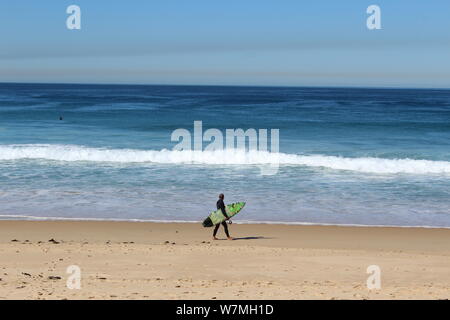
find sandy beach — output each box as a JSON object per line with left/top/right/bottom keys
{"left": 0, "top": 220, "right": 449, "bottom": 300}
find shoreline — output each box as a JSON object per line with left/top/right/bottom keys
{"left": 0, "top": 220, "right": 449, "bottom": 299}
{"left": 0, "top": 215, "right": 449, "bottom": 230}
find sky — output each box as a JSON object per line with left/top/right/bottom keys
{"left": 1, "top": 0, "right": 450, "bottom": 88}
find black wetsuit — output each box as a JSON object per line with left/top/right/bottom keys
{"left": 213, "top": 199, "right": 230, "bottom": 237}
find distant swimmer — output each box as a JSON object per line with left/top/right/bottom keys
{"left": 213, "top": 194, "right": 233, "bottom": 241}
{"left": 59, "top": 116, "right": 63, "bottom": 120}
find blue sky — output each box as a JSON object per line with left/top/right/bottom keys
{"left": 1, "top": 0, "right": 450, "bottom": 87}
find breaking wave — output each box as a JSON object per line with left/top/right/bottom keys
{"left": 1, "top": 144, "right": 450, "bottom": 174}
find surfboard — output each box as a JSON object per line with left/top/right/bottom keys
{"left": 202, "top": 202, "right": 246, "bottom": 227}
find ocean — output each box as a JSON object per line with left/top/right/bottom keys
{"left": 0, "top": 83, "right": 449, "bottom": 227}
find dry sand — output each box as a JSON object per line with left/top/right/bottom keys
{"left": 0, "top": 220, "right": 449, "bottom": 300}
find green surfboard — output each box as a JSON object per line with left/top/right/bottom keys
{"left": 202, "top": 202, "right": 246, "bottom": 227}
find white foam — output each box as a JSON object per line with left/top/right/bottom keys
{"left": 0, "top": 214, "right": 448, "bottom": 229}
{"left": 1, "top": 144, "right": 450, "bottom": 174}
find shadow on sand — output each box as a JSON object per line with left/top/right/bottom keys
{"left": 213, "top": 236, "right": 272, "bottom": 241}
{"left": 232, "top": 236, "right": 272, "bottom": 241}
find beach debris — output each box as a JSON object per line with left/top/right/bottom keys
{"left": 11, "top": 239, "right": 19, "bottom": 242}
{"left": 97, "top": 277, "right": 107, "bottom": 280}
{"left": 22, "top": 272, "right": 32, "bottom": 277}
{"left": 48, "top": 276, "right": 62, "bottom": 280}
{"left": 48, "top": 238, "right": 60, "bottom": 244}
{"left": 164, "top": 241, "right": 170, "bottom": 244}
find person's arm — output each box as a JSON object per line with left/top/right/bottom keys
{"left": 218, "top": 200, "right": 229, "bottom": 219}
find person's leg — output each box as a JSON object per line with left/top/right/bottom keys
{"left": 222, "top": 221, "right": 233, "bottom": 240}
{"left": 213, "top": 224, "right": 220, "bottom": 240}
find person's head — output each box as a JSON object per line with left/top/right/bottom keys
{"left": 219, "top": 193, "right": 224, "bottom": 200}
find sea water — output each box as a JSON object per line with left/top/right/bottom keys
{"left": 0, "top": 83, "right": 449, "bottom": 227}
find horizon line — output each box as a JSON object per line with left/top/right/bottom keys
{"left": 1, "top": 81, "right": 450, "bottom": 91}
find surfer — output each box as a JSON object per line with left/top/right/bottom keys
{"left": 213, "top": 194, "right": 233, "bottom": 240}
